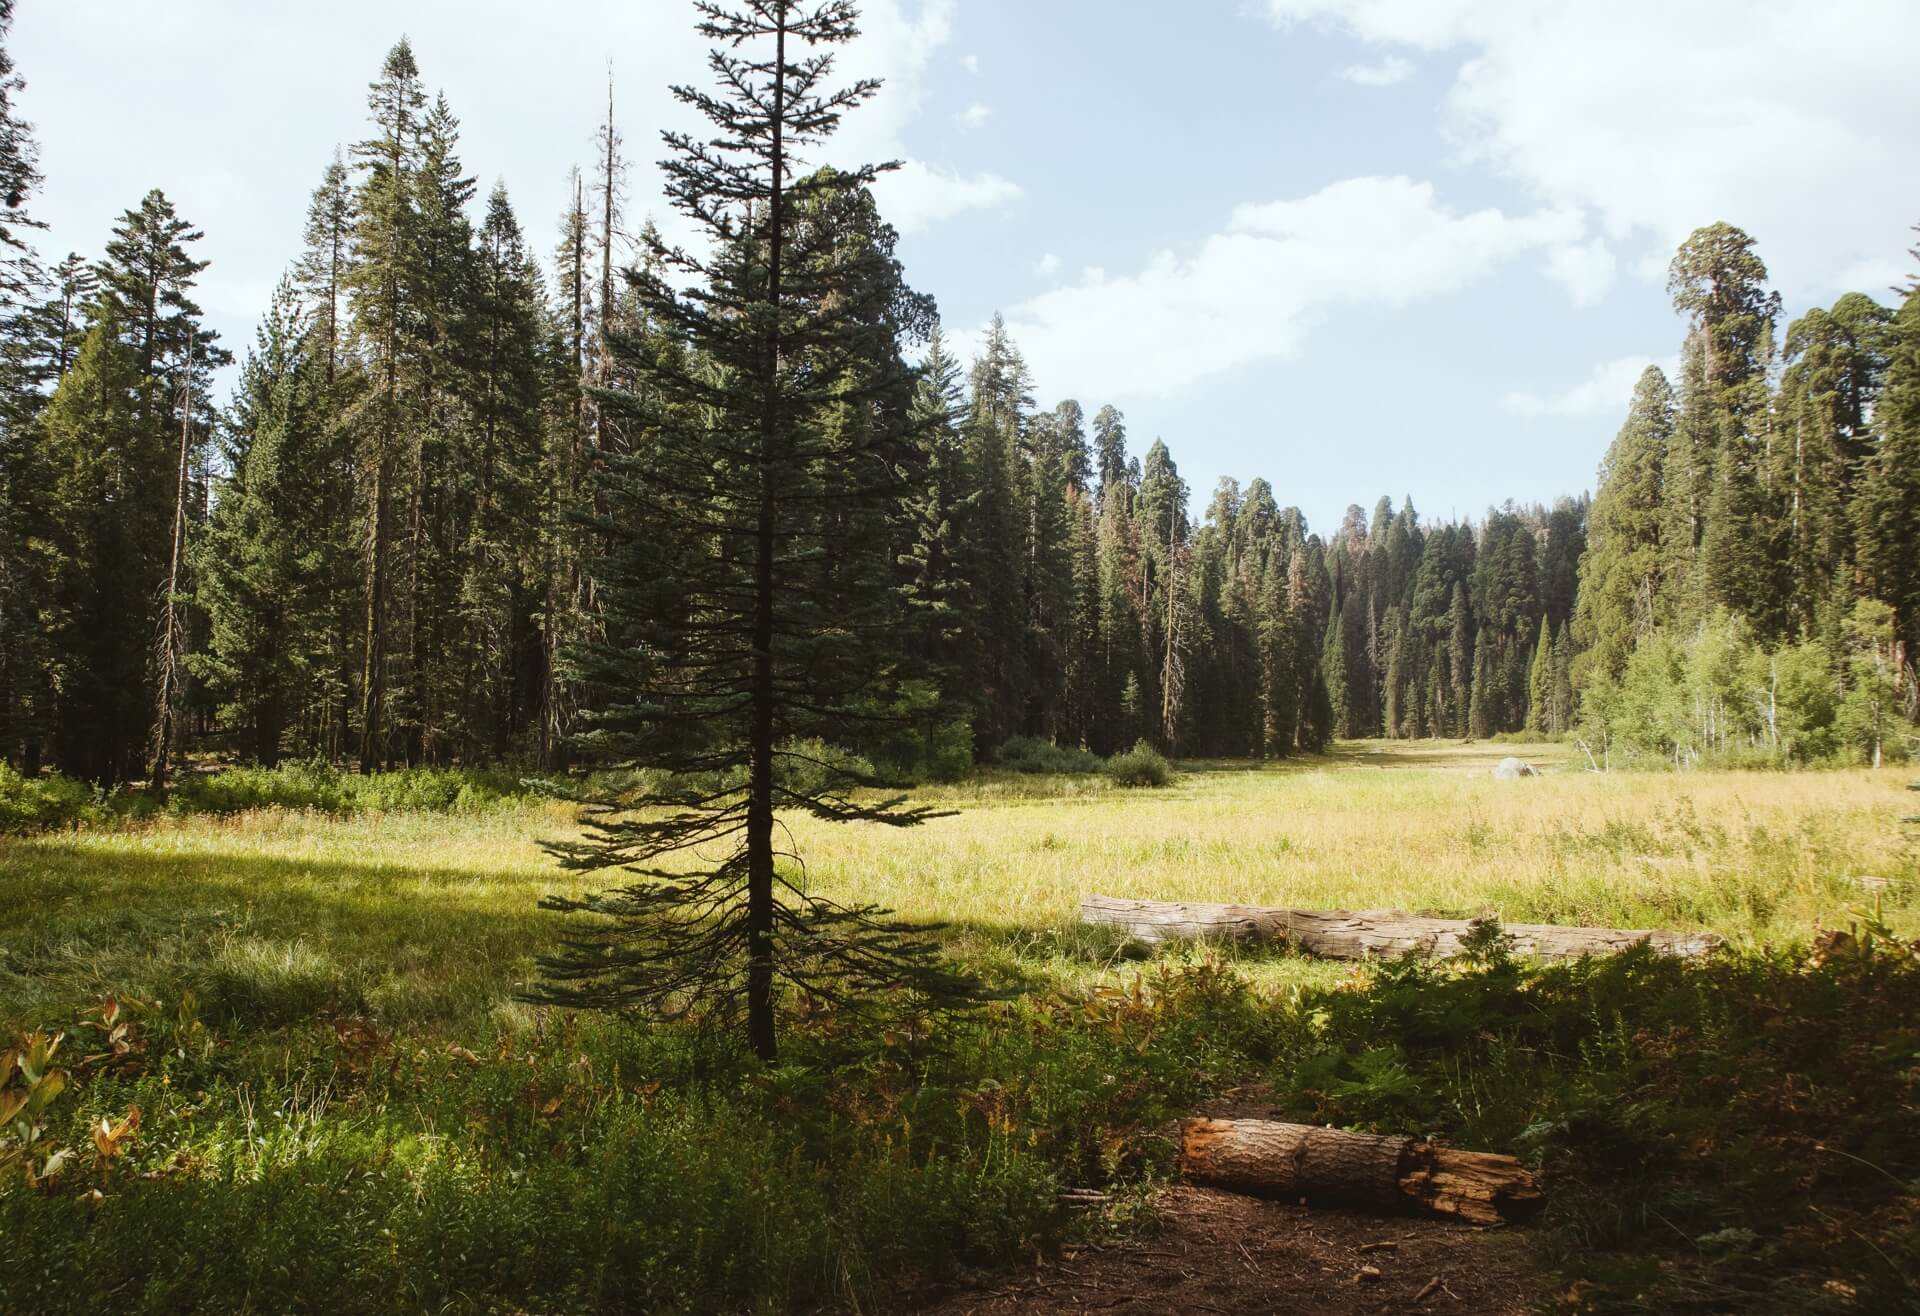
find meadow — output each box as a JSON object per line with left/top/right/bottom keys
{"left": 1, "top": 744, "right": 1916, "bottom": 1313}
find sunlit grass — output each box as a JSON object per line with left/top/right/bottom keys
{"left": 3, "top": 743, "right": 1915, "bottom": 1314}
{"left": 3, "top": 741, "right": 1912, "bottom": 1031}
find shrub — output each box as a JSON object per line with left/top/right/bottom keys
{"left": 0, "top": 766, "right": 103, "bottom": 835}
{"left": 1105, "top": 740, "right": 1170, "bottom": 788}
{"left": 992, "top": 736, "right": 1104, "bottom": 775}
{"left": 162, "top": 762, "right": 545, "bottom": 818}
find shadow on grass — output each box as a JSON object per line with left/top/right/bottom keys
{"left": 0, "top": 841, "right": 573, "bottom": 1032}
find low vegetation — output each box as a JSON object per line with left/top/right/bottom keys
{"left": 2, "top": 745, "right": 1915, "bottom": 1312}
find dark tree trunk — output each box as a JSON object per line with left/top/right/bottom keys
{"left": 744, "top": 9, "right": 790, "bottom": 1065}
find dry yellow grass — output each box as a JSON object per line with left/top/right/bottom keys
{"left": 799, "top": 742, "right": 1916, "bottom": 941}
{"left": 3, "top": 741, "right": 1914, "bottom": 1027}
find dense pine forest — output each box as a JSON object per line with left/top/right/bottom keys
{"left": 0, "top": 13, "right": 1914, "bottom": 789}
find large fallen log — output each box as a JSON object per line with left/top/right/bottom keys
{"left": 1179, "top": 1118, "right": 1545, "bottom": 1226}
{"left": 1082, "top": 894, "right": 1723, "bottom": 960}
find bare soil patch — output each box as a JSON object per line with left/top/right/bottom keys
{"left": 912, "top": 1184, "right": 1542, "bottom": 1315}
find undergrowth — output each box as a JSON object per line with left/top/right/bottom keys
{"left": 1266, "top": 920, "right": 1920, "bottom": 1314}
{"left": 3, "top": 931, "right": 1914, "bottom": 1313}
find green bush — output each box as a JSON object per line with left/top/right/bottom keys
{"left": 1265, "top": 935, "right": 1920, "bottom": 1311}
{"left": 160, "top": 762, "right": 545, "bottom": 818}
{"left": 992, "top": 736, "right": 1104, "bottom": 775}
{"left": 0, "top": 765, "right": 104, "bottom": 835}
{"left": 1105, "top": 740, "right": 1170, "bottom": 788}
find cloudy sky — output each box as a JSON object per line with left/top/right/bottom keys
{"left": 14, "top": 0, "right": 1919, "bottom": 532}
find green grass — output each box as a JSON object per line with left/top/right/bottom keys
{"left": 2, "top": 741, "right": 1916, "bottom": 1313}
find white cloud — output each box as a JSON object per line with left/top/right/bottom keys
{"left": 1034, "top": 252, "right": 1060, "bottom": 277}
{"left": 954, "top": 101, "right": 992, "bottom": 130}
{"left": 961, "top": 53, "right": 979, "bottom": 74}
{"left": 1502, "top": 354, "right": 1671, "bottom": 418}
{"left": 1000, "top": 175, "right": 1580, "bottom": 401}
{"left": 1544, "top": 238, "right": 1617, "bottom": 308}
{"left": 1261, "top": 0, "right": 1920, "bottom": 298}
{"left": 1337, "top": 55, "right": 1411, "bottom": 86}
{"left": 873, "top": 161, "right": 1021, "bottom": 235}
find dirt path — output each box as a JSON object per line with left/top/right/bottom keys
{"left": 913, "top": 1184, "right": 1543, "bottom": 1316}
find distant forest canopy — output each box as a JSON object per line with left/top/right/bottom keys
{"left": 0, "top": 24, "right": 1914, "bottom": 785}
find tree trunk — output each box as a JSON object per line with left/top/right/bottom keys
{"left": 149, "top": 335, "right": 194, "bottom": 794}
{"left": 741, "top": 11, "right": 789, "bottom": 1066}
{"left": 1179, "top": 1118, "right": 1545, "bottom": 1226}
{"left": 1082, "top": 894, "right": 1723, "bottom": 960}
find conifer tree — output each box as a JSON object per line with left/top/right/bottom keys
{"left": 537, "top": 0, "right": 964, "bottom": 1062}
{"left": 1526, "top": 613, "right": 1551, "bottom": 733}
{"left": 1550, "top": 620, "right": 1574, "bottom": 733}
{"left": 1854, "top": 284, "right": 1920, "bottom": 699}
{"left": 1667, "top": 223, "right": 1784, "bottom": 634}
{"left": 194, "top": 282, "right": 344, "bottom": 764}
{"left": 44, "top": 253, "right": 93, "bottom": 379}
{"left": 1092, "top": 403, "right": 1127, "bottom": 500}
{"left": 591, "top": 73, "right": 628, "bottom": 462}
{"left": 1574, "top": 366, "right": 1672, "bottom": 688}
{"left": 957, "top": 314, "right": 1031, "bottom": 747}
{"left": 1319, "top": 602, "right": 1349, "bottom": 739}
{"left": 1775, "top": 293, "right": 1891, "bottom": 636}
{"left": 296, "top": 155, "right": 354, "bottom": 386}
{"left": 0, "top": 0, "right": 41, "bottom": 307}
{"left": 34, "top": 321, "right": 156, "bottom": 783}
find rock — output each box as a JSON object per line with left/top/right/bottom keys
{"left": 1492, "top": 756, "right": 1538, "bottom": 780}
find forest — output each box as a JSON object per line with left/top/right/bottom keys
{"left": 1, "top": 16, "right": 1912, "bottom": 791}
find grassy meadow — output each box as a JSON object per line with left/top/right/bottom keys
{"left": 2, "top": 743, "right": 1917, "bottom": 1313}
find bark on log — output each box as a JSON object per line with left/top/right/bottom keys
{"left": 1082, "top": 894, "right": 1722, "bottom": 960}
{"left": 1179, "top": 1118, "right": 1545, "bottom": 1226}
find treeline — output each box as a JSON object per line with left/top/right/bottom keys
{"left": 1572, "top": 223, "right": 1920, "bottom": 766}
{"left": 912, "top": 319, "right": 1589, "bottom": 758}
{"left": 0, "top": 11, "right": 1911, "bottom": 784}
{"left": 0, "top": 24, "right": 1588, "bottom": 785}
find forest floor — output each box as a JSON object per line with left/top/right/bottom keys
{"left": 915, "top": 1185, "right": 1540, "bottom": 1316}
{"left": 2, "top": 743, "right": 1916, "bottom": 1313}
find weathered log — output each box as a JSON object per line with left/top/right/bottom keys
{"left": 1179, "top": 1118, "right": 1545, "bottom": 1226}
{"left": 1081, "top": 894, "right": 1723, "bottom": 960}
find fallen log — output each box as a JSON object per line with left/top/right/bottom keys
{"left": 1179, "top": 1118, "right": 1545, "bottom": 1226}
{"left": 1081, "top": 894, "right": 1722, "bottom": 960}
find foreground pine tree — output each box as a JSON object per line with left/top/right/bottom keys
{"left": 537, "top": 0, "right": 969, "bottom": 1061}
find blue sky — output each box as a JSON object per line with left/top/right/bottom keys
{"left": 16, "top": 0, "right": 1920, "bottom": 534}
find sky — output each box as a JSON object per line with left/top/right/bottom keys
{"left": 13, "top": 0, "right": 1920, "bottom": 535}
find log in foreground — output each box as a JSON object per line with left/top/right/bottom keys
{"left": 1179, "top": 1118, "right": 1545, "bottom": 1226}
{"left": 1082, "top": 894, "right": 1723, "bottom": 960}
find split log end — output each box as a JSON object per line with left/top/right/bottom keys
{"left": 1179, "top": 1118, "right": 1544, "bottom": 1226}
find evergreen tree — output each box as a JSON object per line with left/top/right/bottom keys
{"left": 1574, "top": 366, "right": 1672, "bottom": 688}
{"left": 1092, "top": 403, "right": 1127, "bottom": 499}
{"left": 1319, "top": 601, "right": 1349, "bottom": 739}
{"left": 194, "top": 282, "right": 345, "bottom": 764}
{"left": 537, "top": 0, "right": 964, "bottom": 1063}
{"left": 296, "top": 155, "right": 354, "bottom": 385}
{"left": 0, "top": 0, "right": 42, "bottom": 307}
{"left": 345, "top": 39, "right": 432, "bottom": 769}
{"left": 34, "top": 321, "right": 157, "bottom": 782}
{"left": 458, "top": 183, "right": 548, "bottom": 758}
{"left": 962, "top": 313, "right": 1030, "bottom": 750}
{"left": 1854, "top": 284, "right": 1920, "bottom": 701}
{"left": 44, "top": 253, "right": 93, "bottom": 379}
{"left": 898, "top": 327, "right": 972, "bottom": 680}
{"left": 1775, "top": 292, "right": 1892, "bottom": 635}
{"left": 1667, "top": 223, "right": 1784, "bottom": 633}
{"left": 1526, "top": 613, "right": 1551, "bottom": 734}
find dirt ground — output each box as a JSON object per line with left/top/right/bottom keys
{"left": 911, "top": 1184, "right": 1543, "bottom": 1316}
